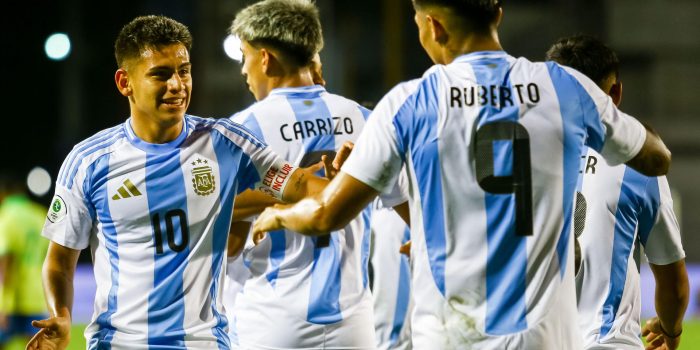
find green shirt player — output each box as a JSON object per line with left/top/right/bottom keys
{"left": 0, "top": 174, "right": 49, "bottom": 349}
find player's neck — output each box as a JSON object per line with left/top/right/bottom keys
{"left": 443, "top": 32, "right": 503, "bottom": 64}
{"left": 270, "top": 68, "right": 316, "bottom": 90}
{"left": 130, "top": 114, "right": 184, "bottom": 144}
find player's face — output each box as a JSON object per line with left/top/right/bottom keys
{"left": 240, "top": 41, "right": 267, "bottom": 101}
{"left": 125, "top": 43, "right": 192, "bottom": 128}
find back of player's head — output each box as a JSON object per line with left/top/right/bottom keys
{"left": 0, "top": 171, "right": 25, "bottom": 198}
{"left": 230, "top": 0, "right": 323, "bottom": 67}
{"left": 412, "top": 0, "right": 502, "bottom": 34}
{"left": 545, "top": 34, "right": 619, "bottom": 87}
{"left": 114, "top": 15, "right": 193, "bottom": 69}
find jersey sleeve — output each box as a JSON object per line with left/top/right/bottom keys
{"left": 640, "top": 176, "right": 685, "bottom": 265}
{"left": 0, "top": 215, "right": 12, "bottom": 256}
{"left": 563, "top": 67, "right": 646, "bottom": 165}
{"left": 341, "top": 80, "right": 421, "bottom": 193}
{"left": 217, "top": 119, "right": 296, "bottom": 200}
{"left": 377, "top": 168, "right": 409, "bottom": 208}
{"left": 42, "top": 165, "right": 95, "bottom": 250}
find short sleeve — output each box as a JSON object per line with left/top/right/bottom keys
{"left": 42, "top": 180, "right": 94, "bottom": 250}
{"left": 377, "top": 168, "right": 409, "bottom": 208}
{"left": 342, "top": 80, "right": 420, "bottom": 193}
{"left": 216, "top": 119, "right": 296, "bottom": 200}
{"left": 639, "top": 176, "right": 685, "bottom": 265}
{"left": 563, "top": 66, "right": 646, "bottom": 165}
{"left": 0, "top": 216, "right": 12, "bottom": 256}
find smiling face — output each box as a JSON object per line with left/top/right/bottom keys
{"left": 118, "top": 43, "right": 192, "bottom": 130}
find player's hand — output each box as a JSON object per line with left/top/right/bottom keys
{"left": 642, "top": 317, "right": 681, "bottom": 350}
{"left": 252, "top": 204, "right": 288, "bottom": 236}
{"left": 26, "top": 316, "right": 71, "bottom": 350}
{"left": 320, "top": 141, "right": 354, "bottom": 180}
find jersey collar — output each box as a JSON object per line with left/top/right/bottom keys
{"left": 453, "top": 50, "right": 509, "bottom": 64}
{"left": 268, "top": 84, "right": 326, "bottom": 97}
{"left": 124, "top": 116, "right": 190, "bottom": 153}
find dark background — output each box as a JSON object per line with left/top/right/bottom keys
{"left": 3, "top": 0, "right": 700, "bottom": 260}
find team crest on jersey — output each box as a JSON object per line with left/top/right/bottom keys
{"left": 47, "top": 195, "right": 67, "bottom": 223}
{"left": 191, "top": 158, "right": 216, "bottom": 196}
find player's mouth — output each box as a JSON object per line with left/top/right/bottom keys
{"left": 161, "top": 97, "right": 186, "bottom": 108}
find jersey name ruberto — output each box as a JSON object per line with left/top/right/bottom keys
{"left": 450, "top": 83, "right": 541, "bottom": 109}
{"left": 280, "top": 116, "right": 355, "bottom": 141}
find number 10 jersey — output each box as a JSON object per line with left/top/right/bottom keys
{"left": 42, "top": 115, "right": 293, "bottom": 349}
{"left": 341, "top": 51, "right": 647, "bottom": 349}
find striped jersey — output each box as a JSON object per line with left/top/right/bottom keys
{"left": 341, "top": 51, "right": 647, "bottom": 348}
{"left": 231, "top": 85, "right": 401, "bottom": 328}
{"left": 42, "top": 115, "right": 295, "bottom": 350}
{"left": 370, "top": 199, "right": 412, "bottom": 350}
{"left": 575, "top": 147, "right": 684, "bottom": 349}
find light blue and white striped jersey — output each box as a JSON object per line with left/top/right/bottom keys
{"left": 370, "top": 199, "right": 412, "bottom": 350}
{"left": 231, "top": 85, "right": 402, "bottom": 331}
{"left": 42, "top": 115, "right": 295, "bottom": 350}
{"left": 575, "top": 147, "right": 684, "bottom": 350}
{"left": 342, "top": 51, "right": 647, "bottom": 348}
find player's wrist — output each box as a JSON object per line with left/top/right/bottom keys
{"left": 659, "top": 322, "right": 682, "bottom": 338}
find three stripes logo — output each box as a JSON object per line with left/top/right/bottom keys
{"left": 112, "top": 179, "right": 142, "bottom": 200}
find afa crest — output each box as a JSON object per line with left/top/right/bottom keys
{"left": 191, "top": 158, "right": 216, "bottom": 196}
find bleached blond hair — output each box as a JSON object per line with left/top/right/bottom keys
{"left": 231, "top": 0, "right": 323, "bottom": 67}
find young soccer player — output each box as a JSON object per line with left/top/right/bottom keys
{"left": 28, "top": 15, "right": 327, "bottom": 350}
{"left": 546, "top": 34, "right": 689, "bottom": 350}
{"left": 252, "top": 0, "right": 672, "bottom": 348}
{"left": 226, "top": 1, "right": 406, "bottom": 348}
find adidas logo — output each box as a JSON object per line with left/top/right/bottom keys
{"left": 112, "top": 179, "right": 142, "bottom": 200}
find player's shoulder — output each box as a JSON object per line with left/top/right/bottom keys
{"left": 58, "top": 122, "right": 128, "bottom": 188}
{"left": 191, "top": 114, "right": 266, "bottom": 149}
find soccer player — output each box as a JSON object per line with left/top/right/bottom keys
{"left": 546, "top": 34, "right": 689, "bottom": 350}
{"left": 27, "top": 15, "right": 328, "bottom": 350}
{"left": 0, "top": 173, "right": 49, "bottom": 349}
{"left": 370, "top": 198, "right": 412, "bottom": 350}
{"left": 252, "top": 0, "right": 672, "bottom": 348}
{"left": 226, "top": 1, "right": 407, "bottom": 348}
{"left": 222, "top": 49, "right": 329, "bottom": 349}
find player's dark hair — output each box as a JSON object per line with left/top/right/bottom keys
{"left": 231, "top": 0, "right": 323, "bottom": 68}
{"left": 412, "top": 0, "right": 502, "bottom": 34}
{"left": 114, "top": 15, "right": 193, "bottom": 68}
{"left": 545, "top": 34, "right": 619, "bottom": 86}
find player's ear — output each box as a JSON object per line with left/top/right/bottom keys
{"left": 427, "top": 15, "right": 448, "bottom": 45}
{"left": 610, "top": 81, "right": 622, "bottom": 106}
{"left": 260, "top": 48, "right": 272, "bottom": 75}
{"left": 495, "top": 7, "right": 503, "bottom": 28}
{"left": 115, "top": 69, "right": 132, "bottom": 96}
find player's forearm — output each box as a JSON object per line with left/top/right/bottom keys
{"left": 43, "top": 266, "right": 74, "bottom": 319}
{"left": 281, "top": 168, "right": 329, "bottom": 204}
{"left": 42, "top": 243, "right": 80, "bottom": 320}
{"left": 275, "top": 198, "right": 341, "bottom": 235}
{"left": 651, "top": 260, "right": 689, "bottom": 336}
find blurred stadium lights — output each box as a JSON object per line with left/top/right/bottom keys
{"left": 223, "top": 35, "right": 243, "bottom": 62}
{"left": 45, "top": 33, "right": 71, "bottom": 61}
{"left": 27, "top": 166, "right": 52, "bottom": 197}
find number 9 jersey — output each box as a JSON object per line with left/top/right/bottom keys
{"left": 341, "top": 51, "right": 647, "bottom": 349}
{"left": 42, "top": 115, "right": 294, "bottom": 349}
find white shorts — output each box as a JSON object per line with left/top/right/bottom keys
{"left": 235, "top": 292, "right": 376, "bottom": 349}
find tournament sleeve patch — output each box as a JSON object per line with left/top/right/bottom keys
{"left": 47, "top": 195, "right": 68, "bottom": 223}
{"left": 257, "top": 162, "right": 296, "bottom": 200}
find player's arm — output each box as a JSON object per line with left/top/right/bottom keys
{"left": 625, "top": 123, "right": 671, "bottom": 177}
{"left": 27, "top": 242, "right": 80, "bottom": 350}
{"left": 253, "top": 171, "right": 379, "bottom": 236}
{"left": 642, "top": 260, "right": 689, "bottom": 350}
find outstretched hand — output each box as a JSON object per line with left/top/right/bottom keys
{"left": 26, "top": 316, "right": 71, "bottom": 350}
{"left": 642, "top": 317, "right": 681, "bottom": 350}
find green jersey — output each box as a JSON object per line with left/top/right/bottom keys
{"left": 0, "top": 195, "right": 49, "bottom": 315}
